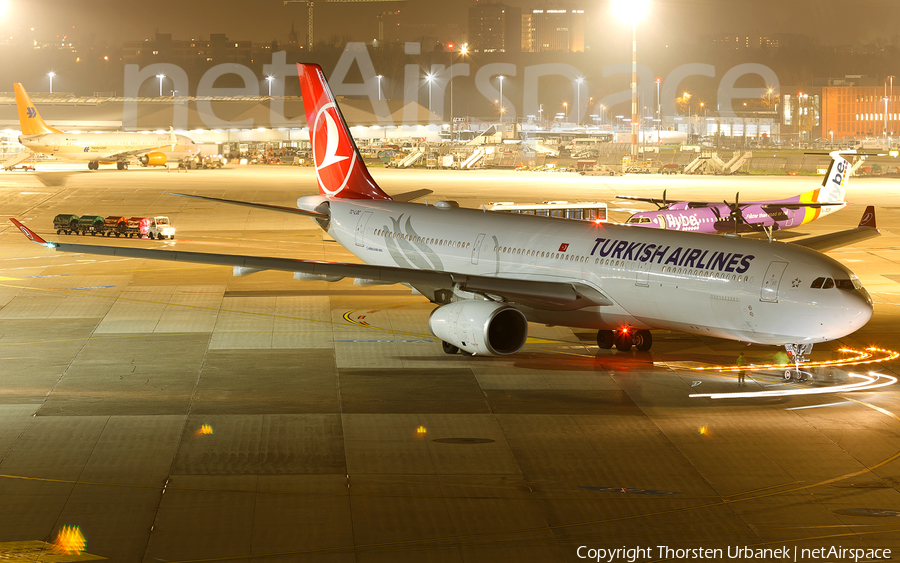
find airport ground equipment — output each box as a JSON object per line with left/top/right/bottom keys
{"left": 147, "top": 216, "right": 176, "bottom": 240}
{"left": 76, "top": 215, "right": 105, "bottom": 236}
{"left": 102, "top": 216, "right": 129, "bottom": 237}
{"left": 53, "top": 214, "right": 80, "bottom": 234}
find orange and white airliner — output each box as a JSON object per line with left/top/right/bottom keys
{"left": 11, "top": 64, "right": 878, "bottom": 378}
{"left": 5, "top": 83, "right": 199, "bottom": 170}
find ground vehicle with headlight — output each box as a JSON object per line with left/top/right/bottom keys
{"left": 147, "top": 216, "right": 175, "bottom": 240}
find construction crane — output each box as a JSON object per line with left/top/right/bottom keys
{"left": 284, "top": 0, "right": 404, "bottom": 53}
{"left": 376, "top": 9, "right": 401, "bottom": 45}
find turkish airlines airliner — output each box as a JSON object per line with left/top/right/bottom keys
{"left": 11, "top": 64, "right": 877, "bottom": 378}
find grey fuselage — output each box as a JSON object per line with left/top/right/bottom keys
{"left": 323, "top": 198, "right": 873, "bottom": 346}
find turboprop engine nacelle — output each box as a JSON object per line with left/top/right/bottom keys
{"left": 428, "top": 300, "right": 528, "bottom": 356}
{"left": 140, "top": 152, "right": 167, "bottom": 166}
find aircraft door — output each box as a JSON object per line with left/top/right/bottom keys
{"left": 471, "top": 233, "right": 486, "bottom": 265}
{"left": 760, "top": 261, "right": 788, "bottom": 302}
{"left": 355, "top": 211, "right": 373, "bottom": 247}
{"left": 635, "top": 260, "right": 650, "bottom": 286}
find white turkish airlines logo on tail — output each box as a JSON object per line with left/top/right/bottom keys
{"left": 312, "top": 102, "right": 357, "bottom": 198}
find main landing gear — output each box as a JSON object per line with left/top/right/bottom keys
{"left": 782, "top": 343, "right": 813, "bottom": 382}
{"left": 116, "top": 161, "right": 128, "bottom": 170}
{"left": 87, "top": 161, "right": 99, "bottom": 170}
{"left": 597, "top": 329, "right": 652, "bottom": 352}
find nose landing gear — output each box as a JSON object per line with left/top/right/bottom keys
{"left": 596, "top": 329, "right": 652, "bottom": 352}
{"left": 782, "top": 343, "right": 813, "bottom": 382}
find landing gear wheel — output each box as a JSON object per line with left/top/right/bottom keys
{"left": 614, "top": 331, "right": 633, "bottom": 352}
{"left": 633, "top": 330, "right": 652, "bottom": 351}
{"left": 596, "top": 329, "right": 614, "bottom": 349}
{"left": 441, "top": 341, "right": 459, "bottom": 355}
{"left": 116, "top": 162, "right": 124, "bottom": 170}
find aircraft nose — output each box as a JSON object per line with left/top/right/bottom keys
{"left": 842, "top": 288, "right": 874, "bottom": 333}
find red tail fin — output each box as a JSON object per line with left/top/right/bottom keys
{"left": 297, "top": 63, "right": 391, "bottom": 201}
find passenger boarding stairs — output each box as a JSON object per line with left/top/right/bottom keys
{"left": 461, "top": 148, "right": 486, "bottom": 169}
{"left": 684, "top": 150, "right": 749, "bottom": 175}
{"left": 2, "top": 150, "right": 34, "bottom": 170}
{"left": 395, "top": 149, "right": 425, "bottom": 169}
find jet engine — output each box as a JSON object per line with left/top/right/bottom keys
{"left": 428, "top": 300, "right": 528, "bottom": 356}
{"left": 139, "top": 152, "right": 167, "bottom": 166}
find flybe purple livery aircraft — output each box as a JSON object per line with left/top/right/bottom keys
{"left": 11, "top": 64, "right": 878, "bottom": 380}
{"left": 619, "top": 155, "right": 852, "bottom": 234}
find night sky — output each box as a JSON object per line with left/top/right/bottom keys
{"left": 4, "top": 0, "right": 898, "bottom": 48}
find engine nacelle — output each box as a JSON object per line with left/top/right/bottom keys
{"left": 428, "top": 300, "right": 528, "bottom": 356}
{"left": 140, "top": 152, "right": 167, "bottom": 166}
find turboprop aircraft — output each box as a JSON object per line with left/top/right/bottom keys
{"left": 4, "top": 83, "right": 199, "bottom": 171}
{"left": 618, "top": 153, "right": 853, "bottom": 234}
{"left": 10, "top": 64, "right": 879, "bottom": 380}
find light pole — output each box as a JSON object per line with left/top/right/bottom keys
{"left": 600, "top": 104, "right": 606, "bottom": 126}
{"left": 612, "top": 0, "right": 650, "bottom": 162}
{"left": 425, "top": 73, "right": 433, "bottom": 115}
{"left": 450, "top": 44, "right": 467, "bottom": 142}
{"left": 575, "top": 77, "right": 584, "bottom": 125}
{"left": 884, "top": 96, "right": 889, "bottom": 149}
{"left": 563, "top": 101, "right": 568, "bottom": 121}
{"left": 265, "top": 76, "right": 274, "bottom": 97}
{"left": 376, "top": 75, "right": 383, "bottom": 101}
{"left": 156, "top": 73, "right": 166, "bottom": 97}
{"left": 497, "top": 75, "right": 505, "bottom": 121}
{"left": 47, "top": 72, "right": 55, "bottom": 94}
{"left": 655, "top": 77, "right": 661, "bottom": 141}
{"left": 829, "top": 129, "right": 834, "bottom": 150}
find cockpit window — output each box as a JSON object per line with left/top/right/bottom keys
{"left": 822, "top": 278, "right": 834, "bottom": 289}
{"left": 835, "top": 278, "right": 861, "bottom": 291}
{"left": 811, "top": 277, "right": 825, "bottom": 289}
{"left": 626, "top": 217, "right": 652, "bottom": 224}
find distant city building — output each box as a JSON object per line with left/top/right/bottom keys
{"left": 123, "top": 32, "right": 253, "bottom": 66}
{"left": 821, "top": 84, "right": 898, "bottom": 140}
{"left": 522, "top": 8, "right": 585, "bottom": 53}
{"left": 709, "top": 34, "right": 779, "bottom": 51}
{"left": 467, "top": 2, "right": 521, "bottom": 53}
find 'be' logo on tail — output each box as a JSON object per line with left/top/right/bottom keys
{"left": 26, "top": 107, "right": 36, "bottom": 119}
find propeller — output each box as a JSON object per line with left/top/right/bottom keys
{"left": 723, "top": 192, "right": 752, "bottom": 234}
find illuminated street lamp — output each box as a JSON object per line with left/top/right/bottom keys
{"left": 47, "top": 71, "right": 55, "bottom": 94}
{"left": 156, "top": 73, "right": 166, "bottom": 97}
{"left": 265, "top": 75, "right": 274, "bottom": 97}
{"left": 450, "top": 44, "right": 468, "bottom": 140}
{"left": 425, "top": 73, "right": 434, "bottom": 114}
{"left": 575, "top": 77, "right": 584, "bottom": 124}
{"left": 376, "top": 74, "right": 383, "bottom": 101}
{"left": 497, "top": 75, "right": 505, "bottom": 121}
{"left": 563, "top": 101, "right": 568, "bottom": 121}
{"left": 612, "top": 0, "right": 650, "bottom": 160}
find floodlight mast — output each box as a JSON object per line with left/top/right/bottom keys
{"left": 612, "top": 0, "right": 649, "bottom": 161}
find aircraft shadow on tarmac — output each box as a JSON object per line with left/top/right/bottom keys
{"left": 33, "top": 171, "right": 93, "bottom": 187}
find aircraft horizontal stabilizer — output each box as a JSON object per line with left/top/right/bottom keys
{"left": 391, "top": 189, "right": 434, "bottom": 202}
{"left": 9, "top": 218, "right": 612, "bottom": 312}
{"left": 165, "top": 192, "right": 329, "bottom": 218}
{"left": 791, "top": 206, "right": 879, "bottom": 252}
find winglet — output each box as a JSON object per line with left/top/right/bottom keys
{"left": 858, "top": 205, "right": 877, "bottom": 229}
{"left": 9, "top": 218, "right": 51, "bottom": 246}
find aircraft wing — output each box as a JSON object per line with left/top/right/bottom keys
{"left": 616, "top": 195, "right": 683, "bottom": 207}
{"left": 166, "top": 193, "right": 328, "bottom": 218}
{"left": 9, "top": 219, "right": 612, "bottom": 311}
{"left": 791, "top": 206, "right": 879, "bottom": 252}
